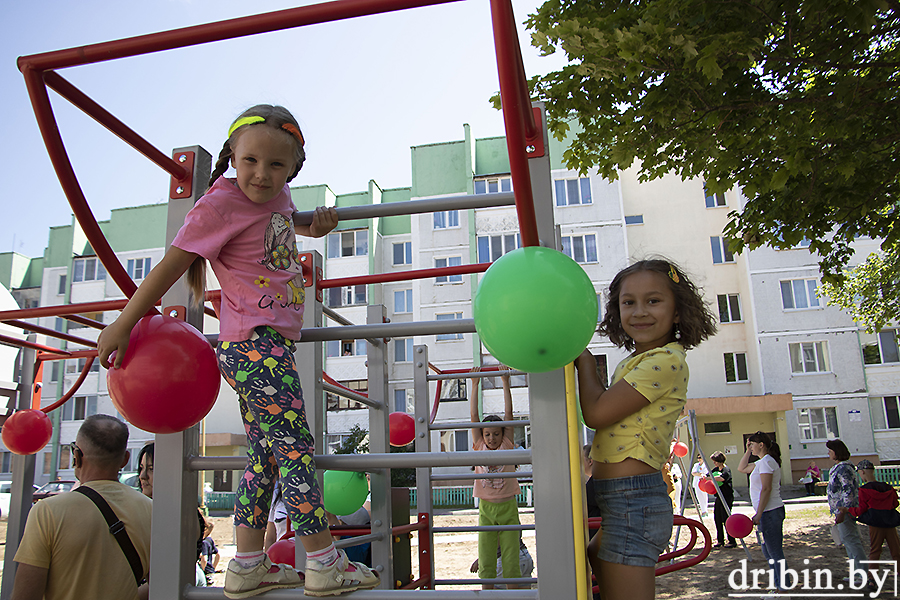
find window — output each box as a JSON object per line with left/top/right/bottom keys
{"left": 474, "top": 176, "right": 512, "bottom": 194}
{"left": 58, "top": 444, "right": 71, "bottom": 471}
{"left": 394, "top": 289, "right": 413, "bottom": 314}
{"left": 394, "top": 338, "right": 414, "bottom": 362}
{"left": 72, "top": 257, "right": 106, "bottom": 283}
{"left": 61, "top": 395, "right": 98, "bottom": 421}
{"left": 126, "top": 257, "right": 152, "bottom": 280}
{"left": 704, "top": 184, "right": 726, "bottom": 208}
{"left": 798, "top": 407, "right": 839, "bottom": 441}
{"left": 326, "top": 339, "right": 366, "bottom": 357}
{"left": 710, "top": 237, "right": 735, "bottom": 264}
{"left": 789, "top": 342, "right": 830, "bottom": 374}
{"left": 326, "top": 230, "right": 367, "bottom": 258}
{"left": 780, "top": 278, "right": 820, "bottom": 310}
{"left": 724, "top": 352, "right": 749, "bottom": 383}
{"left": 66, "top": 357, "right": 100, "bottom": 375}
{"left": 861, "top": 329, "right": 900, "bottom": 365}
{"left": 57, "top": 274, "right": 67, "bottom": 295}
{"left": 325, "top": 434, "right": 351, "bottom": 454}
{"left": 394, "top": 389, "right": 413, "bottom": 413}
{"left": 872, "top": 396, "right": 900, "bottom": 430}
{"left": 43, "top": 452, "right": 52, "bottom": 475}
{"left": 477, "top": 233, "right": 521, "bottom": 264}
{"left": 561, "top": 234, "right": 598, "bottom": 264}
{"left": 50, "top": 362, "right": 61, "bottom": 382}
{"left": 436, "top": 312, "right": 464, "bottom": 341}
{"left": 554, "top": 177, "right": 592, "bottom": 206}
{"left": 393, "top": 242, "right": 412, "bottom": 266}
{"left": 326, "top": 285, "right": 367, "bottom": 308}
{"left": 624, "top": 215, "right": 644, "bottom": 225}
{"left": 433, "top": 210, "right": 460, "bottom": 230}
{"left": 325, "top": 380, "right": 368, "bottom": 411}
{"left": 435, "top": 257, "right": 463, "bottom": 283}
{"left": 704, "top": 422, "right": 731, "bottom": 434}
{"left": 0, "top": 451, "right": 11, "bottom": 473}
{"left": 455, "top": 430, "right": 469, "bottom": 452}
{"left": 717, "top": 294, "right": 743, "bottom": 323}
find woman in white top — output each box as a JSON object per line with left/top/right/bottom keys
{"left": 691, "top": 453, "right": 709, "bottom": 516}
{"left": 738, "top": 431, "right": 786, "bottom": 592}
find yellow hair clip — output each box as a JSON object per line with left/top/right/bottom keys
{"left": 668, "top": 265, "right": 680, "bottom": 283}
{"left": 227, "top": 116, "right": 266, "bottom": 138}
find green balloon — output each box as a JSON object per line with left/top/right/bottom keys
{"left": 322, "top": 470, "right": 368, "bottom": 516}
{"left": 474, "top": 246, "right": 598, "bottom": 373}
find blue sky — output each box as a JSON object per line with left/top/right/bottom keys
{"left": 2, "top": 0, "right": 565, "bottom": 259}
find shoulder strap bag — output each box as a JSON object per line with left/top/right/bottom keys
{"left": 74, "top": 485, "right": 143, "bottom": 585}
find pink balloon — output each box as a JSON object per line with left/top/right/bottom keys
{"left": 672, "top": 442, "right": 688, "bottom": 457}
{"left": 2, "top": 409, "right": 53, "bottom": 455}
{"left": 726, "top": 514, "right": 754, "bottom": 538}
{"left": 389, "top": 411, "right": 416, "bottom": 447}
{"left": 107, "top": 315, "right": 220, "bottom": 434}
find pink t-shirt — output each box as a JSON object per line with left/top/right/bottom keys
{"left": 171, "top": 177, "right": 306, "bottom": 342}
{"left": 472, "top": 436, "right": 521, "bottom": 502}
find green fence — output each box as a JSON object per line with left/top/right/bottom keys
{"left": 202, "top": 484, "right": 535, "bottom": 512}
{"left": 877, "top": 466, "right": 900, "bottom": 487}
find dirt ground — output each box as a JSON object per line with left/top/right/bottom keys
{"left": 2, "top": 501, "right": 896, "bottom": 597}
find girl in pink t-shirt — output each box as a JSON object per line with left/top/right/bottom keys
{"left": 98, "top": 105, "right": 378, "bottom": 598}
{"left": 469, "top": 367, "right": 522, "bottom": 589}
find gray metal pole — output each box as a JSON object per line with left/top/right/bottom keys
{"left": 293, "top": 191, "right": 515, "bottom": 225}
{"left": 366, "top": 304, "right": 393, "bottom": 588}
{"left": 413, "top": 345, "right": 435, "bottom": 587}
{"left": 0, "top": 344, "right": 36, "bottom": 600}
{"left": 150, "top": 144, "right": 211, "bottom": 600}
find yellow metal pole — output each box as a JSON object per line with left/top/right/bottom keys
{"left": 565, "top": 362, "right": 589, "bottom": 600}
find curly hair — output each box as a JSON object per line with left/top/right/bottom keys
{"left": 598, "top": 259, "right": 717, "bottom": 351}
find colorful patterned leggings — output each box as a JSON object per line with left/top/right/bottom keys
{"left": 217, "top": 326, "right": 328, "bottom": 536}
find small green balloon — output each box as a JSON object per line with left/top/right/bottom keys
{"left": 323, "top": 470, "right": 368, "bottom": 516}
{"left": 474, "top": 246, "right": 598, "bottom": 373}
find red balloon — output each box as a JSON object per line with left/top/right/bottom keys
{"left": 701, "top": 478, "right": 717, "bottom": 495}
{"left": 726, "top": 514, "right": 754, "bottom": 538}
{"left": 672, "top": 442, "right": 688, "bottom": 457}
{"left": 266, "top": 538, "right": 295, "bottom": 567}
{"left": 2, "top": 409, "right": 53, "bottom": 455}
{"left": 389, "top": 412, "right": 416, "bottom": 447}
{"left": 107, "top": 315, "right": 220, "bottom": 434}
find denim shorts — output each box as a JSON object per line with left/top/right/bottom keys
{"left": 593, "top": 472, "right": 673, "bottom": 567}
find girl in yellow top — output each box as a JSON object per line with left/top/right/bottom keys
{"left": 575, "top": 259, "right": 716, "bottom": 600}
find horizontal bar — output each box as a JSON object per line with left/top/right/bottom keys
{"left": 333, "top": 532, "right": 384, "bottom": 549}
{"left": 188, "top": 449, "right": 532, "bottom": 471}
{"left": 0, "top": 334, "right": 68, "bottom": 355}
{"left": 2, "top": 320, "right": 96, "bottom": 348}
{"left": 19, "top": 0, "right": 463, "bottom": 72}
{"left": 433, "top": 578, "right": 537, "bottom": 586}
{"left": 294, "top": 191, "right": 515, "bottom": 226}
{"left": 185, "top": 588, "right": 537, "bottom": 599}
{"left": 430, "top": 471, "right": 532, "bottom": 481}
{"left": 0, "top": 298, "right": 149, "bottom": 321}
{"left": 320, "top": 263, "right": 488, "bottom": 290}
{"left": 301, "top": 319, "right": 477, "bottom": 342}
{"left": 427, "top": 369, "right": 523, "bottom": 381}
{"left": 322, "top": 306, "right": 356, "bottom": 327}
{"left": 430, "top": 420, "right": 529, "bottom": 431}
{"left": 433, "top": 524, "right": 535, "bottom": 533}
{"left": 322, "top": 382, "right": 382, "bottom": 410}
{"left": 63, "top": 314, "right": 105, "bottom": 330}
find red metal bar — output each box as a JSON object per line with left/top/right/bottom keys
{"left": 655, "top": 516, "right": 711, "bottom": 575}
{"left": 63, "top": 314, "right": 105, "bottom": 330}
{"left": 17, "top": 0, "right": 462, "bottom": 73}
{"left": 40, "top": 356, "right": 95, "bottom": 414}
{"left": 21, "top": 66, "right": 140, "bottom": 303}
{"left": 0, "top": 298, "right": 157, "bottom": 321}
{"left": 391, "top": 521, "right": 426, "bottom": 535}
{"left": 36, "top": 349, "right": 98, "bottom": 362}
{"left": 400, "top": 576, "right": 429, "bottom": 590}
{"left": 429, "top": 379, "right": 444, "bottom": 425}
{"left": 0, "top": 334, "right": 72, "bottom": 355}
{"left": 44, "top": 72, "right": 189, "bottom": 181}
{"left": 2, "top": 320, "right": 97, "bottom": 348}
{"left": 31, "top": 361, "right": 44, "bottom": 410}
{"left": 489, "top": 0, "right": 539, "bottom": 247}
{"left": 322, "top": 372, "right": 369, "bottom": 398}
{"left": 320, "top": 262, "right": 489, "bottom": 289}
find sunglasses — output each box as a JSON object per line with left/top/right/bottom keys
{"left": 70, "top": 442, "right": 83, "bottom": 468}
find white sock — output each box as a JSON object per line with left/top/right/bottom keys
{"left": 307, "top": 543, "right": 340, "bottom": 567}
{"left": 234, "top": 550, "right": 265, "bottom": 569}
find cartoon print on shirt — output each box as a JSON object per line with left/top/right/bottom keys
{"left": 259, "top": 213, "right": 305, "bottom": 311}
{"left": 482, "top": 464, "right": 507, "bottom": 490}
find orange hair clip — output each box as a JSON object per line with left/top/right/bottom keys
{"left": 281, "top": 123, "right": 305, "bottom": 147}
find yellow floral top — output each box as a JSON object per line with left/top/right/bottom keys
{"left": 590, "top": 343, "right": 688, "bottom": 471}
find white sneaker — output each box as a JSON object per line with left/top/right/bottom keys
{"left": 223, "top": 556, "right": 304, "bottom": 599}
{"left": 304, "top": 549, "right": 379, "bottom": 597}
